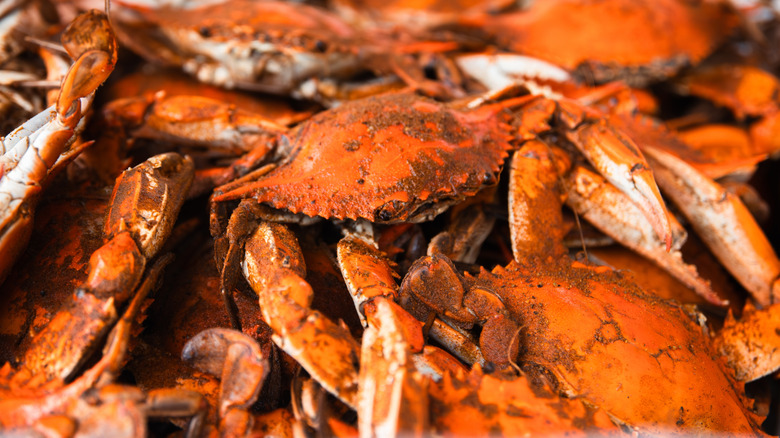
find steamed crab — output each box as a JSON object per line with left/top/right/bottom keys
{"left": 211, "top": 87, "right": 751, "bottom": 308}
{"left": 476, "top": 0, "right": 741, "bottom": 86}
{"left": 110, "top": 0, "right": 370, "bottom": 101}
{"left": 110, "top": 0, "right": 472, "bottom": 103}
{"left": 400, "top": 251, "right": 767, "bottom": 435}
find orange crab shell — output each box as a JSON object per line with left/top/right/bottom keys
{"left": 489, "top": 0, "right": 739, "bottom": 84}
{"left": 477, "top": 260, "right": 765, "bottom": 435}
{"left": 215, "top": 93, "right": 514, "bottom": 223}
{"left": 429, "top": 366, "right": 620, "bottom": 436}
{"left": 332, "top": 0, "right": 514, "bottom": 30}
{"left": 113, "top": 0, "right": 356, "bottom": 59}
{"left": 676, "top": 64, "right": 780, "bottom": 119}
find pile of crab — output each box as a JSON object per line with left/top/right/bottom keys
{"left": 4, "top": 0, "right": 780, "bottom": 436}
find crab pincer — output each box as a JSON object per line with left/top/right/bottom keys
{"left": 182, "top": 328, "right": 269, "bottom": 436}
{"left": 239, "top": 218, "right": 361, "bottom": 408}
{"left": 644, "top": 145, "right": 780, "bottom": 307}
{"left": 57, "top": 9, "right": 117, "bottom": 118}
{"left": 559, "top": 102, "right": 674, "bottom": 251}
{"left": 337, "top": 232, "right": 429, "bottom": 437}
{"left": 19, "top": 153, "right": 194, "bottom": 382}
{"left": 0, "top": 8, "right": 117, "bottom": 286}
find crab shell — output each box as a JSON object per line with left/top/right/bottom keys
{"left": 475, "top": 260, "right": 765, "bottom": 435}
{"left": 332, "top": 0, "right": 514, "bottom": 30}
{"left": 490, "top": 0, "right": 739, "bottom": 85}
{"left": 429, "top": 366, "right": 620, "bottom": 436}
{"left": 112, "top": 0, "right": 362, "bottom": 93}
{"left": 215, "top": 93, "right": 514, "bottom": 223}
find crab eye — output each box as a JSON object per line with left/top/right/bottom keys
{"left": 375, "top": 200, "right": 405, "bottom": 222}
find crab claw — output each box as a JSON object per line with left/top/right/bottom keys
{"left": 182, "top": 328, "right": 269, "bottom": 435}
{"left": 57, "top": 10, "right": 117, "bottom": 117}
{"left": 565, "top": 165, "right": 725, "bottom": 306}
{"left": 359, "top": 298, "right": 429, "bottom": 438}
{"left": 242, "top": 221, "right": 360, "bottom": 408}
{"left": 644, "top": 145, "right": 780, "bottom": 307}
{"left": 567, "top": 120, "right": 673, "bottom": 251}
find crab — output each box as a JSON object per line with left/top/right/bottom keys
{"left": 4, "top": 153, "right": 193, "bottom": 389}
{"left": 0, "top": 8, "right": 117, "bottom": 286}
{"left": 110, "top": 0, "right": 472, "bottom": 103}
{"left": 401, "top": 251, "right": 767, "bottom": 435}
{"left": 110, "top": 0, "right": 364, "bottom": 100}
{"left": 476, "top": 0, "right": 741, "bottom": 86}
{"left": 220, "top": 88, "right": 749, "bottom": 308}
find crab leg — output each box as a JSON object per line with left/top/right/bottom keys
{"left": 337, "top": 233, "right": 429, "bottom": 437}
{"left": 358, "top": 298, "right": 430, "bottom": 438}
{"left": 97, "top": 93, "right": 287, "bottom": 154}
{"left": 89, "top": 93, "right": 287, "bottom": 186}
{"left": 644, "top": 145, "right": 780, "bottom": 306}
{"left": 508, "top": 139, "right": 570, "bottom": 261}
{"left": 240, "top": 219, "right": 360, "bottom": 408}
{"left": 426, "top": 319, "right": 486, "bottom": 367}
{"left": 337, "top": 233, "right": 402, "bottom": 325}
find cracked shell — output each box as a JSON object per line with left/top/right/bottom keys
{"left": 215, "top": 92, "right": 513, "bottom": 223}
